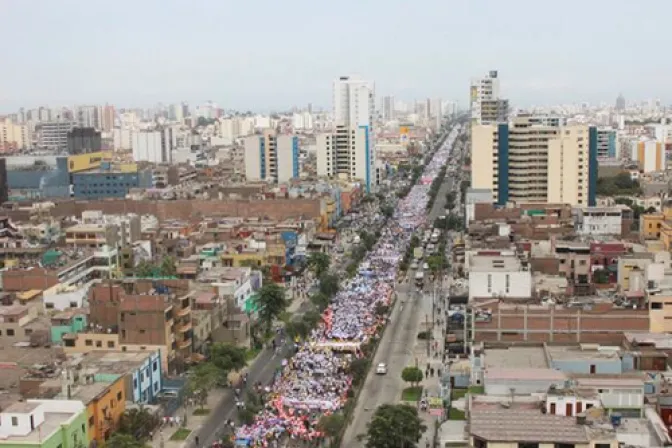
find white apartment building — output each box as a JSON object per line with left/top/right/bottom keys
{"left": 316, "top": 76, "right": 376, "bottom": 192}
{"left": 131, "top": 128, "right": 173, "bottom": 163}
{"left": 292, "top": 112, "right": 314, "bottom": 130}
{"left": 37, "top": 121, "right": 76, "bottom": 151}
{"left": 76, "top": 105, "right": 102, "bottom": 129}
{"left": 381, "top": 96, "right": 395, "bottom": 121}
{"left": 467, "top": 253, "right": 532, "bottom": 301}
{"left": 470, "top": 70, "right": 509, "bottom": 125}
{"left": 244, "top": 130, "right": 299, "bottom": 183}
{"left": 113, "top": 128, "right": 134, "bottom": 150}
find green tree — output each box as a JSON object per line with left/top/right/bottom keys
{"left": 318, "top": 413, "right": 345, "bottom": 445}
{"left": 426, "top": 255, "right": 445, "bottom": 273}
{"left": 187, "top": 362, "right": 220, "bottom": 409}
{"left": 348, "top": 358, "right": 370, "bottom": 387}
{"left": 319, "top": 273, "right": 340, "bottom": 298}
{"left": 159, "top": 256, "right": 177, "bottom": 277}
{"left": 401, "top": 366, "right": 423, "bottom": 388}
{"left": 106, "top": 433, "right": 145, "bottom": 448}
{"left": 117, "top": 406, "right": 159, "bottom": 440}
{"left": 285, "top": 320, "right": 310, "bottom": 340}
{"left": 302, "top": 309, "right": 322, "bottom": 329}
{"left": 135, "top": 260, "right": 154, "bottom": 278}
{"left": 307, "top": 252, "right": 331, "bottom": 278}
{"left": 365, "top": 404, "right": 426, "bottom": 448}
{"left": 593, "top": 269, "right": 610, "bottom": 284}
{"left": 310, "top": 292, "right": 330, "bottom": 311}
{"left": 380, "top": 204, "right": 394, "bottom": 219}
{"left": 255, "top": 283, "right": 288, "bottom": 329}
{"left": 209, "top": 343, "right": 247, "bottom": 381}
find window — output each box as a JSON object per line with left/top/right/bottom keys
{"left": 25, "top": 329, "right": 33, "bottom": 336}
{"left": 518, "top": 444, "right": 539, "bottom": 448}
{"left": 555, "top": 444, "right": 575, "bottom": 448}
{"left": 11, "top": 416, "right": 18, "bottom": 426}
{"left": 134, "top": 378, "right": 138, "bottom": 388}
{"left": 89, "top": 416, "right": 95, "bottom": 427}
{"left": 107, "top": 341, "right": 115, "bottom": 348}
{"left": 85, "top": 339, "right": 93, "bottom": 346}
{"left": 153, "top": 361, "right": 158, "bottom": 372}
{"left": 82, "top": 424, "right": 86, "bottom": 434}
{"left": 117, "top": 391, "right": 122, "bottom": 400}
{"left": 652, "top": 302, "right": 663, "bottom": 310}
{"left": 594, "top": 445, "right": 611, "bottom": 448}
{"left": 6, "top": 329, "right": 14, "bottom": 336}
{"left": 96, "top": 340, "right": 102, "bottom": 348}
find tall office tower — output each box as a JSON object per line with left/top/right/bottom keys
{"left": 37, "top": 121, "right": 76, "bottom": 151}
{"left": 470, "top": 70, "right": 509, "bottom": 125}
{"left": 181, "top": 102, "right": 190, "bottom": 120}
{"left": 381, "top": 96, "right": 395, "bottom": 121}
{"left": 76, "top": 105, "right": 102, "bottom": 130}
{"left": 131, "top": 128, "right": 174, "bottom": 163}
{"left": 317, "top": 76, "right": 376, "bottom": 192}
{"left": 471, "top": 116, "right": 597, "bottom": 207}
{"left": 101, "top": 105, "right": 116, "bottom": 132}
{"left": 616, "top": 94, "right": 626, "bottom": 111}
{"left": 244, "top": 130, "right": 299, "bottom": 183}
{"left": 67, "top": 127, "right": 102, "bottom": 155}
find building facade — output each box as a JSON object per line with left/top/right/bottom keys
{"left": 470, "top": 70, "right": 509, "bottom": 125}
{"left": 37, "top": 121, "right": 76, "bottom": 151}
{"left": 316, "top": 76, "right": 376, "bottom": 192}
{"left": 596, "top": 128, "right": 618, "bottom": 159}
{"left": 67, "top": 127, "right": 102, "bottom": 155}
{"left": 131, "top": 129, "right": 173, "bottom": 163}
{"left": 244, "top": 130, "right": 299, "bottom": 183}
{"left": 471, "top": 116, "right": 598, "bottom": 207}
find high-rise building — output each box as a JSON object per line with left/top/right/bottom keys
{"left": 131, "top": 129, "right": 174, "bottom": 163}
{"left": 67, "top": 127, "right": 102, "bottom": 155}
{"left": 317, "top": 76, "right": 376, "bottom": 192}
{"left": 470, "top": 70, "right": 509, "bottom": 125}
{"left": 76, "top": 105, "right": 102, "bottom": 130}
{"left": 471, "top": 116, "right": 597, "bottom": 207}
{"left": 0, "top": 118, "right": 31, "bottom": 151}
{"left": 244, "top": 130, "right": 299, "bottom": 183}
{"left": 616, "top": 94, "right": 626, "bottom": 111}
{"left": 596, "top": 128, "right": 618, "bottom": 159}
{"left": 381, "top": 96, "right": 395, "bottom": 121}
{"left": 101, "top": 105, "right": 116, "bottom": 132}
{"left": 37, "top": 121, "right": 76, "bottom": 151}
{"left": 0, "top": 158, "right": 8, "bottom": 204}
{"left": 633, "top": 140, "right": 664, "bottom": 173}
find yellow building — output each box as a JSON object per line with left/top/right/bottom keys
{"left": 471, "top": 116, "right": 595, "bottom": 207}
{"left": 649, "top": 294, "right": 672, "bottom": 333}
{"left": 221, "top": 245, "right": 285, "bottom": 268}
{"left": 73, "top": 377, "right": 127, "bottom": 443}
{"left": 640, "top": 207, "right": 672, "bottom": 250}
{"left": 0, "top": 118, "right": 30, "bottom": 150}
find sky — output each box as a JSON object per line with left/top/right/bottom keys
{"left": 1, "top": 0, "right": 671, "bottom": 112}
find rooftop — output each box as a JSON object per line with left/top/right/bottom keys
{"left": 483, "top": 347, "right": 548, "bottom": 369}
{"left": 0, "top": 412, "right": 74, "bottom": 442}
{"left": 470, "top": 409, "right": 589, "bottom": 443}
{"left": 68, "top": 350, "right": 158, "bottom": 375}
{"left": 485, "top": 368, "right": 566, "bottom": 382}
{"left": 67, "top": 381, "right": 115, "bottom": 404}
{"left": 545, "top": 345, "right": 621, "bottom": 363}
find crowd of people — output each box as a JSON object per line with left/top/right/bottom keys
{"left": 233, "top": 131, "right": 459, "bottom": 447}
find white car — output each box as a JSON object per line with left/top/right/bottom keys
{"left": 376, "top": 363, "right": 387, "bottom": 375}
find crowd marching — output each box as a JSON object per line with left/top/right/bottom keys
{"left": 233, "top": 129, "right": 459, "bottom": 447}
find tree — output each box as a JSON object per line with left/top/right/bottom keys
{"left": 209, "top": 343, "right": 247, "bottom": 382}
{"left": 117, "top": 406, "right": 159, "bottom": 440}
{"left": 319, "top": 273, "right": 340, "bottom": 298}
{"left": 187, "top": 362, "right": 220, "bottom": 409}
{"left": 380, "top": 204, "right": 394, "bottom": 219}
{"left": 318, "top": 413, "right": 345, "bottom": 444}
{"left": 593, "top": 268, "right": 610, "bottom": 284}
{"left": 159, "top": 256, "right": 177, "bottom": 277}
{"left": 365, "top": 404, "right": 426, "bottom": 448}
{"left": 302, "top": 309, "right": 322, "bottom": 329}
{"left": 349, "top": 358, "right": 370, "bottom": 387}
{"left": 426, "top": 255, "right": 445, "bottom": 273}
{"left": 106, "top": 433, "right": 145, "bottom": 448}
{"left": 307, "top": 252, "right": 331, "bottom": 277}
{"left": 255, "top": 283, "right": 288, "bottom": 328}
{"left": 285, "top": 320, "right": 310, "bottom": 340}
{"left": 135, "top": 260, "right": 154, "bottom": 278}
{"left": 310, "top": 292, "right": 330, "bottom": 311}
{"left": 401, "top": 366, "right": 423, "bottom": 388}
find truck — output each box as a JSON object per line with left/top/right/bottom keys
{"left": 414, "top": 271, "right": 424, "bottom": 287}
{"left": 413, "top": 247, "right": 424, "bottom": 260}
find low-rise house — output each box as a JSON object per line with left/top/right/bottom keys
{"left": 50, "top": 309, "right": 87, "bottom": 344}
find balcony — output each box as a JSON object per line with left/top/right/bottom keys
{"left": 176, "top": 321, "right": 192, "bottom": 333}
{"left": 176, "top": 306, "right": 191, "bottom": 317}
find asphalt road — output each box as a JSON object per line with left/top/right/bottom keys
{"left": 340, "top": 130, "right": 464, "bottom": 447}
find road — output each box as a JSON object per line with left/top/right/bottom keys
{"left": 340, "top": 130, "right": 464, "bottom": 447}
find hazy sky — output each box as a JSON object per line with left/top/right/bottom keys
{"left": 1, "top": 0, "right": 670, "bottom": 112}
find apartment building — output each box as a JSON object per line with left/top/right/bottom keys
{"left": 0, "top": 118, "right": 31, "bottom": 151}
{"left": 37, "top": 121, "right": 76, "bottom": 151}
{"left": 470, "top": 70, "right": 509, "bottom": 125}
{"left": 633, "top": 140, "right": 664, "bottom": 173}
{"left": 316, "top": 76, "right": 376, "bottom": 193}
{"left": 244, "top": 130, "right": 300, "bottom": 183}
{"left": 467, "top": 252, "right": 532, "bottom": 301}
{"left": 596, "top": 128, "right": 618, "bottom": 159}
{"left": 471, "top": 116, "right": 598, "bottom": 207}
{"left": 131, "top": 128, "right": 173, "bottom": 163}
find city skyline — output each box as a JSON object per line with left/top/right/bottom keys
{"left": 2, "top": 0, "right": 672, "bottom": 112}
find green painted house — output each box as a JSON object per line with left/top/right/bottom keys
{"left": 0, "top": 399, "right": 87, "bottom": 448}
{"left": 50, "top": 311, "right": 87, "bottom": 344}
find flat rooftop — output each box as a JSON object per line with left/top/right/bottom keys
{"left": 67, "top": 381, "right": 114, "bottom": 404}
{"left": 69, "top": 350, "right": 156, "bottom": 375}
{"left": 470, "top": 255, "right": 524, "bottom": 272}
{"left": 546, "top": 345, "right": 621, "bottom": 363}
{"left": 0, "top": 412, "right": 74, "bottom": 442}
{"left": 470, "top": 409, "right": 589, "bottom": 443}
{"left": 483, "top": 347, "right": 548, "bottom": 369}
{"left": 485, "top": 368, "right": 566, "bottom": 382}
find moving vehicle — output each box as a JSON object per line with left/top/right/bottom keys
{"left": 415, "top": 271, "right": 424, "bottom": 287}
{"left": 376, "top": 363, "right": 387, "bottom": 375}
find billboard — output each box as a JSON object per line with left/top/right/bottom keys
{"left": 67, "top": 151, "right": 112, "bottom": 173}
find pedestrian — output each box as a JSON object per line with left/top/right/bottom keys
{"left": 430, "top": 367, "right": 435, "bottom": 377}
{"left": 195, "top": 436, "right": 200, "bottom": 447}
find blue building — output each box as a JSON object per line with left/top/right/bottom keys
{"left": 244, "top": 131, "right": 300, "bottom": 183}
{"left": 72, "top": 168, "right": 152, "bottom": 199}
{"left": 5, "top": 155, "right": 70, "bottom": 199}
{"left": 596, "top": 128, "right": 618, "bottom": 159}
